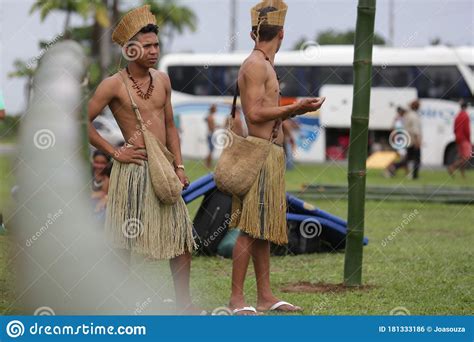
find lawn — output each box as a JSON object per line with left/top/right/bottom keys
{"left": 0, "top": 155, "right": 473, "bottom": 315}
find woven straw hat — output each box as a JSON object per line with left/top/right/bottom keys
{"left": 112, "top": 5, "right": 157, "bottom": 46}
{"left": 251, "top": 0, "right": 288, "bottom": 27}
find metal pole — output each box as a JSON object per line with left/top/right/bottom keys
{"left": 230, "top": 0, "right": 237, "bottom": 52}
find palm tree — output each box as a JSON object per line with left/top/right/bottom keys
{"left": 8, "top": 60, "right": 36, "bottom": 105}
{"left": 143, "top": 0, "right": 197, "bottom": 51}
{"left": 30, "top": 0, "right": 110, "bottom": 36}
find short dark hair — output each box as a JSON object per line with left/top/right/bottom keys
{"left": 132, "top": 23, "right": 159, "bottom": 39}
{"left": 461, "top": 102, "right": 468, "bottom": 109}
{"left": 251, "top": 6, "right": 282, "bottom": 42}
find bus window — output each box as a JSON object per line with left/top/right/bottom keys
{"left": 276, "top": 66, "right": 313, "bottom": 97}
{"left": 277, "top": 66, "right": 353, "bottom": 97}
{"left": 372, "top": 65, "right": 471, "bottom": 100}
{"left": 372, "top": 66, "right": 412, "bottom": 87}
{"left": 168, "top": 65, "right": 239, "bottom": 96}
{"left": 413, "top": 66, "right": 471, "bottom": 99}
{"left": 311, "top": 66, "right": 353, "bottom": 95}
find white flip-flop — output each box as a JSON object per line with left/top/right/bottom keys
{"left": 232, "top": 306, "right": 258, "bottom": 315}
{"left": 267, "top": 301, "right": 302, "bottom": 312}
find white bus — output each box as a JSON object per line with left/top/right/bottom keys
{"left": 159, "top": 46, "right": 474, "bottom": 166}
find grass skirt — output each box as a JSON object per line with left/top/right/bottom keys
{"left": 105, "top": 160, "right": 195, "bottom": 260}
{"left": 230, "top": 137, "right": 287, "bottom": 245}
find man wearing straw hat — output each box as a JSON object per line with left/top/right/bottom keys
{"left": 228, "top": 0, "right": 325, "bottom": 315}
{"left": 88, "top": 5, "right": 195, "bottom": 313}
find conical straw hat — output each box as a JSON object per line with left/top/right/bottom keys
{"left": 251, "top": 0, "right": 288, "bottom": 27}
{"left": 112, "top": 5, "right": 157, "bottom": 46}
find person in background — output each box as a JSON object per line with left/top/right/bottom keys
{"left": 385, "top": 106, "right": 409, "bottom": 177}
{"left": 225, "top": 106, "right": 246, "bottom": 137}
{"left": 91, "top": 150, "right": 112, "bottom": 216}
{"left": 385, "top": 100, "right": 423, "bottom": 179}
{"left": 404, "top": 100, "right": 422, "bottom": 179}
{"left": 448, "top": 102, "right": 472, "bottom": 178}
{"left": 205, "top": 104, "right": 217, "bottom": 168}
{"left": 282, "top": 118, "right": 299, "bottom": 170}
{"left": 174, "top": 112, "right": 182, "bottom": 140}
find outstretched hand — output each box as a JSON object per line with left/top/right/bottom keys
{"left": 292, "top": 97, "right": 326, "bottom": 116}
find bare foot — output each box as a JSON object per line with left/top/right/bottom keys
{"left": 257, "top": 297, "right": 303, "bottom": 313}
{"left": 229, "top": 296, "right": 258, "bottom": 316}
{"left": 447, "top": 165, "right": 455, "bottom": 178}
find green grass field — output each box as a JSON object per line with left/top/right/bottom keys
{"left": 1, "top": 155, "right": 473, "bottom": 315}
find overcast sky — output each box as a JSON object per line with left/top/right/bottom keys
{"left": 1, "top": 0, "right": 473, "bottom": 113}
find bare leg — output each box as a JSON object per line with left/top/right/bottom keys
{"left": 229, "top": 233, "right": 255, "bottom": 315}
{"left": 170, "top": 252, "right": 193, "bottom": 312}
{"left": 460, "top": 159, "right": 468, "bottom": 179}
{"left": 252, "top": 239, "right": 302, "bottom": 312}
{"left": 448, "top": 158, "right": 465, "bottom": 176}
{"left": 205, "top": 154, "right": 213, "bottom": 169}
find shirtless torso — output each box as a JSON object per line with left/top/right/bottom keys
{"left": 238, "top": 50, "right": 284, "bottom": 145}
{"left": 88, "top": 60, "right": 187, "bottom": 185}
{"left": 105, "top": 69, "right": 169, "bottom": 148}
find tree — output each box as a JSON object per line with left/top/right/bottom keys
{"left": 343, "top": 0, "right": 376, "bottom": 286}
{"left": 27, "top": 0, "right": 197, "bottom": 86}
{"left": 30, "top": 0, "right": 110, "bottom": 37}
{"left": 293, "top": 28, "right": 384, "bottom": 50}
{"left": 143, "top": 0, "right": 197, "bottom": 51}
{"left": 318, "top": 29, "right": 385, "bottom": 45}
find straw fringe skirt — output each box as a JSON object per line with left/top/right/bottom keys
{"left": 230, "top": 138, "right": 287, "bottom": 245}
{"left": 105, "top": 160, "right": 195, "bottom": 260}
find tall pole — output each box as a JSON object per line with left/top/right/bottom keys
{"left": 343, "top": 0, "right": 376, "bottom": 286}
{"left": 229, "top": 0, "right": 237, "bottom": 52}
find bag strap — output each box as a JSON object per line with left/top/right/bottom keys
{"left": 119, "top": 70, "right": 146, "bottom": 131}
{"left": 231, "top": 82, "right": 239, "bottom": 119}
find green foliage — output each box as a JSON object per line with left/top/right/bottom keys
{"left": 0, "top": 116, "right": 21, "bottom": 142}
{"left": 293, "top": 29, "right": 385, "bottom": 50}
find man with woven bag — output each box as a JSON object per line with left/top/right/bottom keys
{"left": 88, "top": 6, "right": 195, "bottom": 313}
{"left": 226, "top": 1, "right": 325, "bottom": 315}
